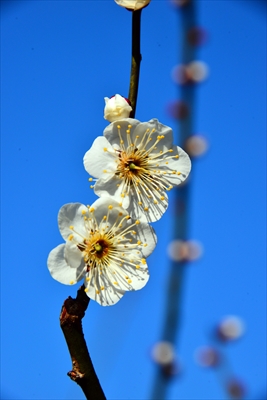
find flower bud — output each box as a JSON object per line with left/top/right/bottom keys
{"left": 194, "top": 346, "right": 221, "bottom": 368}
{"left": 167, "top": 239, "right": 203, "bottom": 262}
{"left": 185, "top": 135, "right": 208, "bottom": 157}
{"left": 226, "top": 378, "right": 246, "bottom": 399}
{"left": 151, "top": 341, "right": 175, "bottom": 366}
{"left": 216, "top": 316, "right": 245, "bottom": 342}
{"left": 104, "top": 94, "right": 132, "bottom": 122}
{"left": 114, "top": 0, "right": 151, "bottom": 11}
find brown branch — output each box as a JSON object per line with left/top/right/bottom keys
{"left": 60, "top": 285, "right": 106, "bottom": 400}
{"left": 128, "top": 9, "right": 142, "bottom": 118}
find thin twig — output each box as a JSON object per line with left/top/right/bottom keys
{"left": 128, "top": 9, "right": 142, "bottom": 118}
{"left": 60, "top": 285, "right": 106, "bottom": 400}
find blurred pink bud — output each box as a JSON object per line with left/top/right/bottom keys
{"left": 186, "top": 240, "right": 203, "bottom": 261}
{"left": 167, "top": 240, "right": 188, "bottom": 261}
{"left": 187, "top": 61, "right": 209, "bottom": 83}
{"left": 151, "top": 342, "right": 182, "bottom": 378}
{"left": 217, "top": 316, "right": 245, "bottom": 342}
{"left": 171, "top": 65, "right": 190, "bottom": 85}
{"left": 226, "top": 378, "right": 246, "bottom": 399}
{"left": 166, "top": 101, "right": 189, "bottom": 119}
{"left": 185, "top": 135, "right": 209, "bottom": 157}
{"left": 167, "top": 240, "right": 203, "bottom": 262}
{"left": 187, "top": 27, "right": 207, "bottom": 46}
{"left": 172, "top": 62, "right": 209, "bottom": 85}
{"left": 151, "top": 341, "right": 175, "bottom": 366}
{"left": 194, "top": 346, "right": 221, "bottom": 368}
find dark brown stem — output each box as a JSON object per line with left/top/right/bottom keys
{"left": 60, "top": 285, "right": 106, "bottom": 400}
{"left": 128, "top": 9, "right": 142, "bottom": 118}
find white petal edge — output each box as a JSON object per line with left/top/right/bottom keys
{"left": 84, "top": 273, "right": 125, "bottom": 306}
{"left": 58, "top": 203, "right": 87, "bottom": 241}
{"left": 64, "top": 241, "right": 86, "bottom": 270}
{"left": 83, "top": 136, "right": 117, "bottom": 178}
{"left": 47, "top": 244, "right": 86, "bottom": 285}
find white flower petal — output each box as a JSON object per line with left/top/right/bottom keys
{"left": 64, "top": 241, "right": 85, "bottom": 270}
{"left": 47, "top": 244, "right": 86, "bottom": 285}
{"left": 135, "top": 118, "right": 173, "bottom": 152}
{"left": 83, "top": 136, "right": 117, "bottom": 178}
{"left": 84, "top": 273, "right": 125, "bottom": 306}
{"left": 104, "top": 118, "right": 141, "bottom": 148}
{"left": 114, "top": 259, "right": 150, "bottom": 290}
{"left": 126, "top": 188, "right": 169, "bottom": 223}
{"left": 134, "top": 222, "right": 157, "bottom": 257}
{"left": 58, "top": 203, "right": 87, "bottom": 241}
{"left": 94, "top": 178, "right": 130, "bottom": 209}
{"left": 91, "top": 196, "right": 129, "bottom": 226}
{"left": 162, "top": 145, "right": 191, "bottom": 185}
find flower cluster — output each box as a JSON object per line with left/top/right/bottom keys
{"left": 48, "top": 94, "right": 191, "bottom": 306}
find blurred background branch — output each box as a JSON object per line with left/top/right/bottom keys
{"left": 151, "top": 1, "right": 200, "bottom": 398}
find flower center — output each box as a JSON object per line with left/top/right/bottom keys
{"left": 110, "top": 123, "right": 183, "bottom": 214}
{"left": 91, "top": 238, "right": 110, "bottom": 259}
{"left": 68, "top": 205, "right": 149, "bottom": 296}
{"left": 129, "top": 162, "right": 137, "bottom": 170}
{"left": 83, "top": 235, "right": 111, "bottom": 263}
{"left": 117, "top": 149, "right": 146, "bottom": 180}
{"left": 94, "top": 243, "right": 102, "bottom": 252}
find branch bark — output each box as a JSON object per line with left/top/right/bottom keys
{"left": 128, "top": 9, "right": 142, "bottom": 118}
{"left": 60, "top": 285, "right": 106, "bottom": 400}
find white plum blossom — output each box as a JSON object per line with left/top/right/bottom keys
{"left": 83, "top": 118, "right": 191, "bottom": 222}
{"left": 114, "top": 0, "right": 151, "bottom": 11}
{"left": 47, "top": 197, "right": 156, "bottom": 306}
{"left": 104, "top": 94, "right": 132, "bottom": 122}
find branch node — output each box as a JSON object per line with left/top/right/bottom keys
{"left": 67, "top": 369, "right": 85, "bottom": 382}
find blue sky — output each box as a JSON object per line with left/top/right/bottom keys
{"left": 1, "top": 1, "right": 266, "bottom": 399}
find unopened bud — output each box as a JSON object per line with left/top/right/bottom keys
{"left": 151, "top": 341, "right": 175, "bottom": 366}
{"left": 226, "top": 378, "right": 246, "bottom": 399}
{"left": 194, "top": 346, "right": 220, "bottom": 368}
{"left": 104, "top": 94, "right": 132, "bottom": 122}
{"left": 216, "top": 316, "right": 245, "bottom": 342}
{"left": 185, "top": 135, "right": 208, "bottom": 157}
{"left": 167, "top": 239, "right": 203, "bottom": 262}
{"left": 114, "top": 0, "right": 151, "bottom": 11}
{"left": 172, "top": 61, "right": 209, "bottom": 85}
{"left": 166, "top": 101, "right": 189, "bottom": 120}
